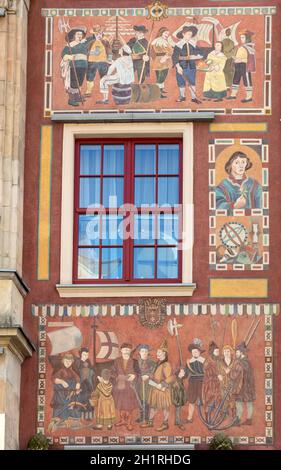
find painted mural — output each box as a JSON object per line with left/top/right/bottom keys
{"left": 33, "top": 303, "right": 277, "bottom": 447}
{"left": 209, "top": 138, "right": 269, "bottom": 270}
{"left": 42, "top": 4, "right": 275, "bottom": 116}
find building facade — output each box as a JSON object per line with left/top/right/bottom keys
{"left": 0, "top": 0, "right": 281, "bottom": 450}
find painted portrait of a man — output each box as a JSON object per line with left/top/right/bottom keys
{"left": 215, "top": 151, "right": 262, "bottom": 211}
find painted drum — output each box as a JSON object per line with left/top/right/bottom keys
{"left": 112, "top": 83, "right": 132, "bottom": 105}
{"left": 131, "top": 83, "right": 161, "bottom": 103}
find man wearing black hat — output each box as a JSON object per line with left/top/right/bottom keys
{"left": 178, "top": 339, "right": 205, "bottom": 423}
{"left": 135, "top": 344, "right": 156, "bottom": 423}
{"left": 61, "top": 27, "right": 93, "bottom": 106}
{"left": 230, "top": 342, "right": 256, "bottom": 426}
{"left": 172, "top": 25, "right": 202, "bottom": 104}
{"left": 73, "top": 347, "right": 95, "bottom": 421}
{"left": 127, "top": 25, "right": 150, "bottom": 83}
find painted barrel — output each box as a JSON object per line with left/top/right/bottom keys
{"left": 131, "top": 84, "right": 161, "bottom": 103}
{"left": 112, "top": 83, "right": 132, "bottom": 105}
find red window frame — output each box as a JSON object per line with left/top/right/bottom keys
{"left": 73, "top": 138, "right": 183, "bottom": 284}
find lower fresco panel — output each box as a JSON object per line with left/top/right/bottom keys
{"left": 33, "top": 303, "right": 277, "bottom": 447}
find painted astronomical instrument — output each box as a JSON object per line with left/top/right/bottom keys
{"left": 220, "top": 222, "right": 248, "bottom": 249}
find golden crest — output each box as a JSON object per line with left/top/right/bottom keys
{"left": 146, "top": 1, "right": 169, "bottom": 21}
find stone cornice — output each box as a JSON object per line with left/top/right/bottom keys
{"left": 0, "top": 0, "right": 29, "bottom": 15}
{"left": 0, "top": 326, "right": 35, "bottom": 362}
{"left": 0, "top": 270, "right": 29, "bottom": 297}
{"left": 0, "top": 0, "right": 15, "bottom": 14}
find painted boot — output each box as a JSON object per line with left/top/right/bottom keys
{"left": 156, "top": 421, "right": 169, "bottom": 432}
{"left": 115, "top": 410, "right": 126, "bottom": 427}
{"left": 84, "top": 81, "right": 94, "bottom": 97}
{"left": 140, "top": 419, "right": 154, "bottom": 428}
{"left": 126, "top": 412, "right": 134, "bottom": 431}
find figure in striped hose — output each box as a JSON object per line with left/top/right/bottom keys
{"left": 98, "top": 42, "right": 134, "bottom": 105}
{"left": 226, "top": 30, "right": 256, "bottom": 103}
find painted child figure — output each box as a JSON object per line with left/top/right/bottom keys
{"left": 91, "top": 369, "right": 116, "bottom": 430}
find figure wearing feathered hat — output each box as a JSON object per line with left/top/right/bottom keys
{"left": 127, "top": 25, "right": 150, "bottom": 84}
{"left": 172, "top": 25, "right": 203, "bottom": 104}
{"left": 141, "top": 339, "right": 174, "bottom": 432}
{"left": 61, "top": 26, "right": 90, "bottom": 106}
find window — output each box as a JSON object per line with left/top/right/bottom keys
{"left": 74, "top": 139, "right": 182, "bottom": 283}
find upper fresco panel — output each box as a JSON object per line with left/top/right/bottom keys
{"left": 42, "top": 3, "right": 276, "bottom": 117}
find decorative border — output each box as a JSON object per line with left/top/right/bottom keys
{"left": 32, "top": 303, "right": 279, "bottom": 317}
{"left": 209, "top": 138, "right": 269, "bottom": 271}
{"left": 41, "top": 6, "right": 277, "bottom": 17}
{"left": 34, "top": 303, "right": 277, "bottom": 446}
{"left": 43, "top": 8, "right": 274, "bottom": 117}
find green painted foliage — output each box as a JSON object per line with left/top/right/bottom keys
{"left": 27, "top": 433, "right": 49, "bottom": 450}
{"left": 209, "top": 433, "right": 234, "bottom": 450}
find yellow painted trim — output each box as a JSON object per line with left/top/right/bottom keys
{"left": 209, "top": 123, "right": 267, "bottom": 133}
{"left": 56, "top": 283, "right": 197, "bottom": 298}
{"left": 210, "top": 278, "right": 268, "bottom": 298}
{"left": 37, "top": 126, "right": 52, "bottom": 280}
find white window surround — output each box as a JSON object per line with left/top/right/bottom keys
{"left": 57, "top": 122, "right": 196, "bottom": 298}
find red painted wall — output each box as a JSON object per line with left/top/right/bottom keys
{"left": 20, "top": 0, "right": 281, "bottom": 449}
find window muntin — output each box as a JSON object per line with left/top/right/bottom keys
{"left": 74, "top": 139, "right": 182, "bottom": 283}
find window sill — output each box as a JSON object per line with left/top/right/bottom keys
{"left": 56, "top": 283, "right": 196, "bottom": 298}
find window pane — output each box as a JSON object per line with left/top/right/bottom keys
{"left": 78, "top": 248, "right": 99, "bottom": 279}
{"left": 101, "top": 248, "right": 123, "bottom": 279}
{"left": 158, "top": 214, "right": 179, "bottom": 245}
{"left": 79, "top": 215, "right": 100, "bottom": 246}
{"left": 103, "top": 145, "right": 124, "bottom": 175}
{"left": 158, "top": 144, "right": 179, "bottom": 174}
{"left": 135, "top": 144, "right": 156, "bottom": 174}
{"left": 158, "top": 177, "right": 179, "bottom": 205}
{"left": 157, "top": 247, "right": 178, "bottom": 279}
{"left": 80, "top": 177, "right": 100, "bottom": 208}
{"left": 102, "top": 215, "right": 123, "bottom": 246}
{"left": 135, "top": 177, "right": 155, "bottom": 206}
{"left": 134, "top": 247, "right": 155, "bottom": 279}
{"left": 80, "top": 145, "right": 101, "bottom": 175}
{"left": 134, "top": 215, "right": 155, "bottom": 245}
{"left": 103, "top": 177, "right": 124, "bottom": 207}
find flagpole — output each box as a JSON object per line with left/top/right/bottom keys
{"left": 92, "top": 317, "right": 97, "bottom": 368}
